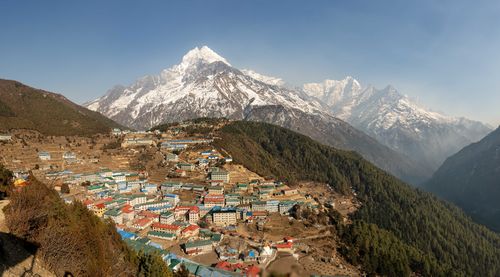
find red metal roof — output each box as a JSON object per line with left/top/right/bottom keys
{"left": 245, "top": 265, "right": 261, "bottom": 276}
{"left": 122, "top": 205, "right": 134, "bottom": 213}
{"left": 182, "top": 224, "right": 200, "bottom": 233}
{"left": 273, "top": 241, "right": 293, "bottom": 248}
{"left": 152, "top": 222, "right": 180, "bottom": 231}
{"left": 83, "top": 199, "right": 93, "bottom": 206}
{"left": 138, "top": 210, "right": 159, "bottom": 218}
{"left": 133, "top": 218, "right": 152, "bottom": 226}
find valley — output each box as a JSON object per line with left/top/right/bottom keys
{"left": 425, "top": 126, "right": 500, "bottom": 231}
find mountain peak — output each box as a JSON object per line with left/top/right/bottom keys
{"left": 383, "top": 84, "right": 397, "bottom": 92}
{"left": 180, "top": 46, "right": 230, "bottom": 67}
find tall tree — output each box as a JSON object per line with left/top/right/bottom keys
{"left": 0, "top": 164, "right": 13, "bottom": 199}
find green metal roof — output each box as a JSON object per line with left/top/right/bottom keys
{"left": 104, "top": 208, "right": 121, "bottom": 217}
{"left": 160, "top": 211, "right": 173, "bottom": 217}
{"left": 184, "top": 239, "right": 212, "bottom": 249}
{"left": 148, "top": 231, "right": 176, "bottom": 239}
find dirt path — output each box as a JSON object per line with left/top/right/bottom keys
{"left": 294, "top": 230, "right": 332, "bottom": 242}
{"left": 0, "top": 200, "right": 55, "bottom": 277}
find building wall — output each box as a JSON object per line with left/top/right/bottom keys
{"left": 213, "top": 212, "right": 237, "bottom": 226}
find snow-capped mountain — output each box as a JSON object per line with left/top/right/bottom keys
{"left": 86, "top": 46, "right": 431, "bottom": 184}
{"left": 86, "top": 46, "right": 324, "bottom": 130}
{"left": 303, "top": 78, "right": 492, "bottom": 169}
{"left": 240, "top": 69, "right": 286, "bottom": 87}
{"left": 244, "top": 105, "right": 432, "bottom": 184}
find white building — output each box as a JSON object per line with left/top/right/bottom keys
{"left": 0, "top": 134, "right": 12, "bottom": 141}
{"left": 38, "top": 151, "right": 51, "bottom": 161}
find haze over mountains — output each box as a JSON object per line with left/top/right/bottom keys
{"left": 425, "top": 126, "right": 500, "bottom": 231}
{"left": 85, "top": 46, "right": 491, "bottom": 182}
{"left": 302, "top": 78, "right": 492, "bottom": 169}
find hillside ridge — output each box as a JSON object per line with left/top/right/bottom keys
{"left": 0, "top": 79, "right": 123, "bottom": 136}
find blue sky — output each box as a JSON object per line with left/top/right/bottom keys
{"left": 0, "top": 0, "right": 499, "bottom": 126}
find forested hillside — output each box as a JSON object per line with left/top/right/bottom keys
{"left": 214, "top": 121, "right": 500, "bottom": 277}
{"left": 425, "top": 126, "right": 500, "bottom": 231}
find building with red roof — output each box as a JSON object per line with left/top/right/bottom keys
{"left": 138, "top": 210, "right": 160, "bottom": 222}
{"left": 132, "top": 217, "right": 153, "bottom": 230}
{"left": 251, "top": 211, "right": 268, "bottom": 220}
{"left": 82, "top": 199, "right": 94, "bottom": 208}
{"left": 188, "top": 206, "right": 200, "bottom": 223}
{"left": 204, "top": 193, "right": 225, "bottom": 207}
{"left": 174, "top": 205, "right": 193, "bottom": 220}
{"left": 245, "top": 265, "right": 261, "bottom": 277}
{"left": 273, "top": 240, "right": 293, "bottom": 252}
{"left": 181, "top": 224, "right": 200, "bottom": 238}
{"left": 151, "top": 222, "right": 181, "bottom": 235}
{"left": 215, "top": 261, "right": 246, "bottom": 272}
{"left": 92, "top": 203, "right": 106, "bottom": 217}
{"left": 121, "top": 204, "right": 135, "bottom": 222}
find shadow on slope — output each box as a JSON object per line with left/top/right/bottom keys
{"left": 0, "top": 231, "right": 41, "bottom": 277}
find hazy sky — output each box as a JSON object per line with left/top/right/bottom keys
{"left": 1, "top": 0, "right": 499, "bottom": 126}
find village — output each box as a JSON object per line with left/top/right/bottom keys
{"left": 0, "top": 121, "right": 360, "bottom": 277}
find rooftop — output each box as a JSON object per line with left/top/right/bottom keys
{"left": 184, "top": 239, "right": 212, "bottom": 249}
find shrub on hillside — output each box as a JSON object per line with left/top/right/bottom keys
{"left": 5, "top": 176, "right": 171, "bottom": 277}
{"left": 0, "top": 164, "right": 13, "bottom": 199}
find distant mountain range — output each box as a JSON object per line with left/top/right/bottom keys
{"left": 85, "top": 46, "right": 326, "bottom": 129}
{"left": 85, "top": 46, "right": 491, "bottom": 182}
{"left": 0, "top": 79, "right": 122, "bottom": 136}
{"left": 302, "top": 77, "right": 492, "bottom": 169}
{"left": 244, "top": 105, "right": 430, "bottom": 184}
{"left": 85, "top": 46, "right": 431, "bottom": 183}
{"left": 425, "top": 126, "right": 500, "bottom": 231}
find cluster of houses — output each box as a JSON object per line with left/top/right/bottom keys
{"left": 75, "top": 170, "right": 306, "bottom": 239}
{"left": 167, "top": 147, "right": 233, "bottom": 179}
{"left": 115, "top": 128, "right": 215, "bottom": 150}
{"left": 34, "top": 125, "right": 317, "bottom": 276}
{"left": 161, "top": 138, "right": 214, "bottom": 151}
{"left": 2, "top": 121, "right": 325, "bottom": 277}
{"left": 120, "top": 232, "right": 261, "bottom": 277}
{"left": 47, "top": 162, "right": 311, "bottom": 276}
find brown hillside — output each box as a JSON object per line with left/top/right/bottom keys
{"left": 0, "top": 79, "right": 123, "bottom": 136}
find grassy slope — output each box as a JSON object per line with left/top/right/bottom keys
{"left": 214, "top": 121, "right": 500, "bottom": 277}
{"left": 0, "top": 79, "right": 123, "bottom": 136}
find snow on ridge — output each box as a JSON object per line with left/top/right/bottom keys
{"left": 303, "top": 77, "right": 460, "bottom": 127}
{"left": 85, "top": 45, "right": 489, "bottom": 148}
{"left": 180, "top": 46, "right": 230, "bottom": 67}
{"left": 85, "top": 101, "right": 100, "bottom": 111}
{"left": 86, "top": 45, "right": 328, "bottom": 128}
{"left": 241, "top": 69, "right": 285, "bottom": 87}
{"left": 303, "top": 76, "right": 363, "bottom": 106}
